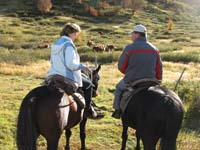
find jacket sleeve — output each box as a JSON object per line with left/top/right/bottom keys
{"left": 118, "top": 48, "right": 129, "bottom": 74}
{"left": 155, "top": 52, "right": 163, "bottom": 80}
{"left": 64, "top": 46, "right": 86, "bottom": 71}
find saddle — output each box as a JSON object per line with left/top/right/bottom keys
{"left": 120, "top": 78, "right": 161, "bottom": 113}
{"left": 43, "top": 74, "right": 85, "bottom": 109}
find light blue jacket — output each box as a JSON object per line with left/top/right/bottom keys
{"left": 47, "top": 36, "right": 86, "bottom": 87}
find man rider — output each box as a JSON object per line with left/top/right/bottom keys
{"left": 112, "top": 24, "right": 163, "bottom": 119}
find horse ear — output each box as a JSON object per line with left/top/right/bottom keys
{"left": 95, "top": 64, "right": 101, "bottom": 73}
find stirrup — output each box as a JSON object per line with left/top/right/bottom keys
{"left": 111, "top": 110, "right": 121, "bottom": 119}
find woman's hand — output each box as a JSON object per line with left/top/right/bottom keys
{"left": 82, "top": 66, "right": 91, "bottom": 74}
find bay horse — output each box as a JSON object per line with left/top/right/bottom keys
{"left": 121, "top": 84, "right": 184, "bottom": 150}
{"left": 17, "top": 64, "right": 101, "bottom": 150}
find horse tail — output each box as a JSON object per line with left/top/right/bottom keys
{"left": 17, "top": 91, "right": 38, "bottom": 150}
{"left": 160, "top": 93, "right": 184, "bottom": 150}
{"left": 160, "top": 117, "right": 182, "bottom": 150}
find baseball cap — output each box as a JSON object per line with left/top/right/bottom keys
{"left": 129, "top": 24, "right": 147, "bottom": 34}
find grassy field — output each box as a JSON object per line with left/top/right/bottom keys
{"left": 0, "top": 0, "right": 200, "bottom": 150}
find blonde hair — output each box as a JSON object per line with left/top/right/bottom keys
{"left": 60, "top": 23, "right": 81, "bottom": 36}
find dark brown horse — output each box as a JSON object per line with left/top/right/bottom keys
{"left": 17, "top": 65, "right": 101, "bottom": 150}
{"left": 121, "top": 85, "right": 184, "bottom": 150}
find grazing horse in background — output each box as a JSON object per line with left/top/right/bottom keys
{"left": 121, "top": 84, "right": 184, "bottom": 150}
{"left": 17, "top": 65, "right": 101, "bottom": 150}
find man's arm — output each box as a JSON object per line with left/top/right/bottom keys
{"left": 156, "top": 52, "right": 163, "bottom": 80}
{"left": 118, "top": 48, "right": 129, "bottom": 74}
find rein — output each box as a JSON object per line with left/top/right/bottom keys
{"left": 58, "top": 101, "right": 74, "bottom": 108}
{"left": 81, "top": 72, "right": 95, "bottom": 90}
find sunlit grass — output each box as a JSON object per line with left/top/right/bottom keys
{"left": 177, "top": 130, "right": 200, "bottom": 150}
{"left": 0, "top": 61, "right": 49, "bottom": 77}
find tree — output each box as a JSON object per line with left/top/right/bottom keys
{"left": 122, "top": 0, "right": 145, "bottom": 15}
{"left": 35, "top": 0, "right": 52, "bottom": 14}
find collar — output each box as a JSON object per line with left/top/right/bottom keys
{"left": 134, "top": 37, "right": 147, "bottom": 43}
{"left": 61, "top": 36, "right": 76, "bottom": 48}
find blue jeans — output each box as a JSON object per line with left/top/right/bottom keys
{"left": 113, "top": 78, "right": 127, "bottom": 110}
{"left": 81, "top": 76, "right": 93, "bottom": 106}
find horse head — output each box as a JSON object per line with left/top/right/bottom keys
{"left": 91, "top": 64, "right": 101, "bottom": 97}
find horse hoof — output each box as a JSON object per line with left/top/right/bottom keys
{"left": 65, "top": 146, "right": 70, "bottom": 150}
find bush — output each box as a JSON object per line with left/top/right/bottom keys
{"left": 180, "top": 81, "right": 200, "bottom": 131}
{"left": 184, "top": 95, "right": 200, "bottom": 131}
{"left": 0, "top": 37, "right": 23, "bottom": 49}
{"left": 158, "top": 43, "right": 181, "bottom": 53}
{"left": 171, "top": 38, "right": 191, "bottom": 43}
{"left": 0, "top": 49, "right": 50, "bottom": 65}
{"left": 161, "top": 50, "right": 200, "bottom": 63}
{"left": 177, "top": 81, "right": 199, "bottom": 103}
{"left": 36, "top": 0, "right": 52, "bottom": 14}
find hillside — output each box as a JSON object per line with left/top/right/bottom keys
{"left": 0, "top": 0, "right": 200, "bottom": 150}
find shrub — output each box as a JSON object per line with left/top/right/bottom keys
{"left": 36, "top": 0, "right": 52, "bottom": 14}
{"left": 0, "top": 49, "right": 50, "bottom": 65}
{"left": 177, "top": 81, "right": 199, "bottom": 103}
{"left": 180, "top": 81, "right": 200, "bottom": 131}
{"left": 0, "top": 37, "right": 23, "bottom": 49}
{"left": 158, "top": 43, "right": 181, "bottom": 53}
{"left": 123, "top": 0, "right": 145, "bottom": 10}
{"left": 172, "top": 38, "right": 191, "bottom": 43}
{"left": 161, "top": 50, "right": 200, "bottom": 63}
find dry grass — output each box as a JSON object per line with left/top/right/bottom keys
{"left": 163, "top": 62, "right": 200, "bottom": 82}
{"left": 0, "top": 61, "right": 49, "bottom": 77}
{"left": 0, "top": 61, "right": 199, "bottom": 83}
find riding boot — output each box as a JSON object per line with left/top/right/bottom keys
{"left": 86, "top": 105, "right": 104, "bottom": 119}
{"left": 112, "top": 109, "right": 121, "bottom": 119}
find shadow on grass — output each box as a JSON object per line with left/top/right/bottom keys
{"left": 182, "top": 96, "right": 200, "bottom": 132}
{"left": 177, "top": 81, "right": 200, "bottom": 132}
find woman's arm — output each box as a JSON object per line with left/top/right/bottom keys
{"left": 64, "top": 46, "right": 86, "bottom": 71}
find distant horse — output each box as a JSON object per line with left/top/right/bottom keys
{"left": 17, "top": 65, "right": 101, "bottom": 150}
{"left": 121, "top": 84, "right": 184, "bottom": 150}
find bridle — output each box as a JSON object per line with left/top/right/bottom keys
{"left": 81, "top": 72, "right": 95, "bottom": 90}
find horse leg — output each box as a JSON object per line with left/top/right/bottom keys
{"left": 121, "top": 123, "right": 128, "bottom": 150}
{"left": 65, "top": 129, "right": 72, "bottom": 150}
{"left": 141, "top": 133, "right": 159, "bottom": 150}
{"left": 46, "top": 133, "right": 60, "bottom": 150}
{"left": 160, "top": 137, "right": 177, "bottom": 150}
{"left": 79, "top": 117, "right": 87, "bottom": 150}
